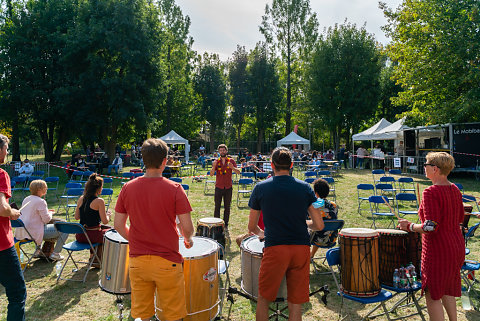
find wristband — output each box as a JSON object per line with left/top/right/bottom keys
{"left": 409, "top": 223, "right": 414, "bottom": 232}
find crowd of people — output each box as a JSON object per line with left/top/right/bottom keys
{"left": 0, "top": 132, "right": 470, "bottom": 321}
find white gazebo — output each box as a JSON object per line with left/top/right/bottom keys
{"left": 159, "top": 130, "right": 190, "bottom": 162}
{"left": 277, "top": 132, "right": 310, "bottom": 150}
{"left": 373, "top": 117, "right": 409, "bottom": 141}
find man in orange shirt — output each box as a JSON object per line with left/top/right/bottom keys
{"left": 114, "top": 138, "right": 194, "bottom": 321}
{"left": 209, "top": 144, "right": 240, "bottom": 228}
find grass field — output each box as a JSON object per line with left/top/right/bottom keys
{"left": 1, "top": 161, "right": 480, "bottom": 321}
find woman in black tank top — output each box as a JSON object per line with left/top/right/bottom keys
{"left": 74, "top": 173, "right": 112, "bottom": 266}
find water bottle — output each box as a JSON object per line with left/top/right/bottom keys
{"left": 55, "top": 262, "right": 62, "bottom": 277}
{"left": 393, "top": 269, "right": 400, "bottom": 288}
{"left": 399, "top": 267, "right": 407, "bottom": 289}
{"left": 404, "top": 269, "right": 412, "bottom": 289}
{"left": 19, "top": 252, "right": 26, "bottom": 269}
{"left": 461, "top": 288, "right": 472, "bottom": 310}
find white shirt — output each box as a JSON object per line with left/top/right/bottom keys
{"left": 15, "top": 195, "right": 52, "bottom": 245}
{"left": 18, "top": 163, "right": 34, "bottom": 176}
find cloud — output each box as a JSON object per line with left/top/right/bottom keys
{"left": 175, "top": 0, "right": 403, "bottom": 60}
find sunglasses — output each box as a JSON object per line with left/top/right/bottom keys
{"left": 423, "top": 163, "right": 436, "bottom": 167}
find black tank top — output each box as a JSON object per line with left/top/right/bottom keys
{"left": 79, "top": 196, "right": 101, "bottom": 228}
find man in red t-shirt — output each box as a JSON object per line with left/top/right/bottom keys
{"left": 209, "top": 144, "right": 240, "bottom": 227}
{"left": 114, "top": 138, "right": 194, "bottom": 321}
{"left": 0, "top": 134, "right": 26, "bottom": 321}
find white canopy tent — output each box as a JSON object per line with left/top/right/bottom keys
{"left": 352, "top": 118, "right": 392, "bottom": 141}
{"left": 159, "top": 130, "right": 190, "bottom": 162}
{"left": 374, "top": 117, "right": 409, "bottom": 140}
{"left": 277, "top": 132, "right": 310, "bottom": 150}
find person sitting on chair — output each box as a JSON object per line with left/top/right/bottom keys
{"left": 308, "top": 178, "right": 338, "bottom": 260}
{"left": 15, "top": 180, "right": 68, "bottom": 261}
{"left": 74, "top": 173, "right": 112, "bottom": 268}
{"left": 107, "top": 153, "right": 122, "bottom": 175}
{"left": 18, "top": 159, "right": 34, "bottom": 178}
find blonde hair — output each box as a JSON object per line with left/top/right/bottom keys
{"left": 425, "top": 152, "right": 455, "bottom": 176}
{"left": 29, "top": 180, "right": 47, "bottom": 195}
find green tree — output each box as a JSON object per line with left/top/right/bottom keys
{"left": 63, "top": 0, "right": 164, "bottom": 158}
{"left": 377, "top": 60, "right": 408, "bottom": 121}
{"left": 194, "top": 53, "right": 227, "bottom": 152}
{"left": 260, "top": 0, "right": 318, "bottom": 135}
{"left": 155, "top": 0, "right": 199, "bottom": 138}
{"left": 0, "top": 0, "right": 78, "bottom": 161}
{"left": 228, "top": 45, "right": 251, "bottom": 150}
{"left": 247, "top": 43, "right": 282, "bottom": 152}
{"left": 381, "top": 0, "right": 480, "bottom": 124}
{"left": 307, "top": 22, "right": 381, "bottom": 150}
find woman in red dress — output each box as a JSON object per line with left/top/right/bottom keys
{"left": 399, "top": 152, "right": 464, "bottom": 321}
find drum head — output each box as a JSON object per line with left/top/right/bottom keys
{"left": 199, "top": 217, "right": 224, "bottom": 225}
{"left": 241, "top": 235, "right": 264, "bottom": 255}
{"left": 105, "top": 230, "right": 129, "bottom": 244}
{"left": 179, "top": 236, "right": 218, "bottom": 259}
{"left": 376, "top": 229, "right": 407, "bottom": 236}
{"left": 339, "top": 228, "right": 379, "bottom": 238}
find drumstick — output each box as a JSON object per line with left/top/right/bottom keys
{"left": 19, "top": 201, "right": 31, "bottom": 212}
{"left": 381, "top": 196, "right": 400, "bottom": 219}
{"left": 416, "top": 183, "right": 421, "bottom": 203}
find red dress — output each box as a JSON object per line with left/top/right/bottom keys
{"left": 419, "top": 184, "right": 465, "bottom": 300}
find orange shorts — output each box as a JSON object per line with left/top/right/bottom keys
{"left": 129, "top": 255, "right": 187, "bottom": 320}
{"left": 258, "top": 245, "right": 310, "bottom": 304}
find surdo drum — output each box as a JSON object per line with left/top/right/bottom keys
{"left": 99, "top": 230, "right": 131, "bottom": 294}
{"left": 339, "top": 228, "right": 380, "bottom": 297}
{"left": 240, "top": 235, "right": 287, "bottom": 300}
{"left": 156, "top": 236, "right": 219, "bottom": 321}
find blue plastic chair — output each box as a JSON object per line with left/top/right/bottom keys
{"left": 22, "top": 176, "right": 43, "bottom": 194}
{"left": 169, "top": 177, "right": 183, "bottom": 183}
{"left": 326, "top": 247, "right": 393, "bottom": 320}
{"left": 45, "top": 176, "right": 60, "bottom": 200}
{"left": 310, "top": 220, "right": 344, "bottom": 273}
{"left": 54, "top": 222, "right": 100, "bottom": 283}
{"left": 240, "top": 172, "right": 255, "bottom": 178}
{"left": 181, "top": 184, "right": 189, "bottom": 196}
{"left": 11, "top": 219, "right": 47, "bottom": 272}
{"left": 372, "top": 169, "right": 386, "bottom": 183}
{"left": 316, "top": 170, "right": 331, "bottom": 177}
{"left": 101, "top": 188, "right": 114, "bottom": 211}
{"left": 305, "top": 177, "right": 316, "bottom": 184}
{"left": 133, "top": 172, "right": 144, "bottom": 178}
{"left": 453, "top": 183, "right": 464, "bottom": 194}
{"left": 375, "top": 183, "right": 396, "bottom": 205}
{"left": 357, "top": 184, "right": 375, "bottom": 214}
{"left": 398, "top": 177, "right": 415, "bottom": 193}
{"left": 323, "top": 177, "right": 336, "bottom": 202}
{"left": 255, "top": 172, "right": 269, "bottom": 180}
{"left": 463, "top": 195, "right": 480, "bottom": 215}
{"left": 122, "top": 172, "right": 134, "bottom": 180}
{"left": 103, "top": 177, "right": 113, "bottom": 188}
{"left": 369, "top": 195, "right": 396, "bottom": 229}
{"left": 395, "top": 193, "right": 419, "bottom": 217}
{"left": 388, "top": 169, "right": 402, "bottom": 176}
{"left": 237, "top": 178, "right": 254, "bottom": 207}
{"left": 57, "top": 182, "right": 83, "bottom": 214}
{"left": 31, "top": 170, "right": 45, "bottom": 178}
{"left": 304, "top": 171, "right": 317, "bottom": 179}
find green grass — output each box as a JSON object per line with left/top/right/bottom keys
{"left": 1, "top": 165, "right": 480, "bottom": 320}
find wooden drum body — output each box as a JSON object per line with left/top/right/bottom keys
{"left": 339, "top": 228, "right": 380, "bottom": 297}
{"left": 407, "top": 231, "right": 422, "bottom": 272}
{"left": 99, "top": 230, "right": 131, "bottom": 295}
{"left": 180, "top": 236, "right": 219, "bottom": 321}
{"left": 240, "top": 235, "right": 287, "bottom": 300}
{"left": 196, "top": 217, "right": 226, "bottom": 250}
{"left": 376, "top": 229, "right": 408, "bottom": 286}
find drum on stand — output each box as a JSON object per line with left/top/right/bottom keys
{"left": 99, "top": 229, "right": 131, "bottom": 295}
{"left": 407, "top": 231, "right": 422, "bottom": 272}
{"left": 376, "top": 229, "right": 408, "bottom": 286}
{"left": 196, "top": 217, "right": 226, "bottom": 250}
{"left": 240, "top": 235, "right": 287, "bottom": 300}
{"left": 156, "top": 236, "right": 219, "bottom": 321}
{"left": 339, "top": 228, "right": 380, "bottom": 297}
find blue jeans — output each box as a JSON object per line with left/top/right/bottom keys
{"left": 356, "top": 157, "right": 364, "bottom": 169}
{"left": 0, "top": 246, "right": 26, "bottom": 321}
{"left": 107, "top": 164, "right": 119, "bottom": 174}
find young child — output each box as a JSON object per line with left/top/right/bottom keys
{"left": 308, "top": 178, "right": 338, "bottom": 259}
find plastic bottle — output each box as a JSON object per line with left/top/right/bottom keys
{"left": 404, "top": 268, "right": 412, "bottom": 289}
{"left": 55, "top": 262, "right": 62, "bottom": 277}
{"left": 393, "top": 269, "right": 400, "bottom": 288}
{"left": 399, "top": 267, "right": 407, "bottom": 289}
{"left": 19, "top": 252, "right": 26, "bottom": 269}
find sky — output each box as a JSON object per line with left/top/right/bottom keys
{"left": 175, "top": 0, "right": 403, "bottom": 60}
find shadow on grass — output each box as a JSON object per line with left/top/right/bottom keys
{"left": 25, "top": 267, "right": 100, "bottom": 320}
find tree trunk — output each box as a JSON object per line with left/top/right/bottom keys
{"left": 209, "top": 124, "right": 216, "bottom": 153}
{"left": 257, "top": 128, "right": 264, "bottom": 153}
{"left": 53, "top": 126, "right": 68, "bottom": 161}
{"left": 236, "top": 123, "right": 242, "bottom": 151}
{"left": 11, "top": 115, "right": 20, "bottom": 161}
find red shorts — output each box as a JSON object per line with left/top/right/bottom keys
{"left": 258, "top": 245, "right": 310, "bottom": 304}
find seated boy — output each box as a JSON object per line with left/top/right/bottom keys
{"left": 308, "top": 178, "right": 338, "bottom": 259}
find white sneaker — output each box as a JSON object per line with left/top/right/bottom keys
{"left": 49, "top": 253, "right": 64, "bottom": 261}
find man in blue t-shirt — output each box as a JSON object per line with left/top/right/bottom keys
{"left": 248, "top": 147, "right": 324, "bottom": 321}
